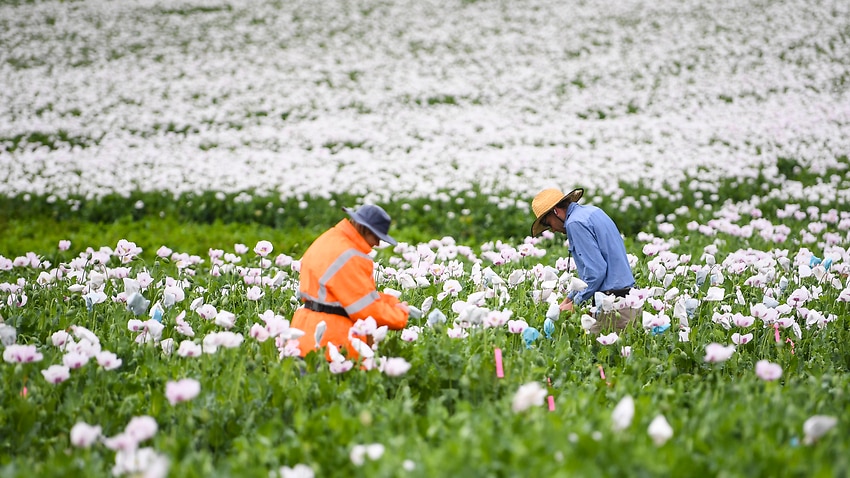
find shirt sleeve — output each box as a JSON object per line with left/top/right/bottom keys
{"left": 324, "top": 253, "right": 408, "bottom": 329}
{"left": 566, "top": 221, "right": 607, "bottom": 305}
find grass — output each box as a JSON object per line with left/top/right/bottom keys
{"left": 0, "top": 216, "right": 320, "bottom": 261}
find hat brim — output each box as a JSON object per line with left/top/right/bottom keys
{"left": 530, "top": 188, "right": 584, "bottom": 236}
{"left": 344, "top": 207, "right": 398, "bottom": 246}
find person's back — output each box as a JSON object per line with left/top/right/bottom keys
{"left": 291, "top": 205, "right": 409, "bottom": 360}
{"left": 565, "top": 202, "right": 635, "bottom": 305}
{"left": 529, "top": 187, "right": 639, "bottom": 334}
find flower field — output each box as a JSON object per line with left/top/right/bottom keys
{"left": 2, "top": 0, "right": 850, "bottom": 477}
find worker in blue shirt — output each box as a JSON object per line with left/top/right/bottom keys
{"left": 531, "top": 188, "right": 637, "bottom": 332}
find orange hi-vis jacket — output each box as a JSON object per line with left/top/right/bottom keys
{"left": 291, "top": 219, "right": 409, "bottom": 361}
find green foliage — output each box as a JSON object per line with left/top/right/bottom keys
{"left": 2, "top": 161, "right": 850, "bottom": 476}
{"left": 0, "top": 130, "right": 100, "bottom": 152}
{"left": 2, "top": 157, "right": 848, "bottom": 260}
{"left": 1, "top": 201, "right": 850, "bottom": 476}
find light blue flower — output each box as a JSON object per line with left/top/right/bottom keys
{"left": 314, "top": 320, "right": 326, "bottom": 347}
{"left": 126, "top": 292, "right": 150, "bottom": 316}
{"left": 778, "top": 276, "right": 789, "bottom": 293}
{"left": 522, "top": 327, "right": 540, "bottom": 348}
{"left": 809, "top": 255, "right": 822, "bottom": 268}
{"left": 83, "top": 290, "right": 107, "bottom": 312}
{"left": 822, "top": 258, "right": 832, "bottom": 271}
{"left": 0, "top": 324, "right": 16, "bottom": 346}
{"left": 543, "top": 318, "right": 555, "bottom": 339}
{"left": 651, "top": 324, "right": 671, "bottom": 335}
{"left": 545, "top": 302, "right": 560, "bottom": 321}
{"left": 427, "top": 308, "right": 447, "bottom": 326}
{"left": 684, "top": 298, "right": 699, "bottom": 319}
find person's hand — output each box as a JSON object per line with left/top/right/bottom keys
{"left": 396, "top": 301, "right": 410, "bottom": 314}
{"left": 407, "top": 305, "right": 423, "bottom": 319}
{"left": 559, "top": 297, "right": 574, "bottom": 312}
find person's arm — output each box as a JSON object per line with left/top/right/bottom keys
{"left": 324, "top": 253, "right": 409, "bottom": 329}
{"left": 566, "top": 222, "right": 608, "bottom": 305}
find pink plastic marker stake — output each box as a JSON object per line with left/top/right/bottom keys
{"left": 547, "top": 395, "right": 556, "bottom": 411}
{"left": 773, "top": 323, "right": 781, "bottom": 343}
{"left": 786, "top": 338, "right": 796, "bottom": 355}
{"left": 598, "top": 365, "right": 606, "bottom": 380}
{"left": 494, "top": 348, "right": 504, "bottom": 378}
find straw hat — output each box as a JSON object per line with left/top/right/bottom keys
{"left": 343, "top": 204, "right": 398, "bottom": 245}
{"left": 530, "top": 188, "right": 584, "bottom": 236}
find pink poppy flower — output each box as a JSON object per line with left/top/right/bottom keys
{"left": 103, "top": 432, "right": 137, "bottom": 452}
{"left": 7, "top": 293, "right": 27, "bottom": 307}
{"left": 125, "top": 415, "right": 157, "bottom": 442}
{"left": 3, "top": 344, "right": 43, "bottom": 363}
{"left": 787, "top": 287, "right": 810, "bottom": 308}
{"left": 755, "top": 360, "right": 782, "bottom": 381}
{"left": 597, "top": 332, "right": 619, "bottom": 345}
{"left": 348, "top": 337, "right": 374, "bottom": 359}
{"left": 704, "top": 343, "right": 735, "bottom": 363}
{"left": 731, "top": 333, "right": 753, "bottom": 345}
{"left": 277, "top": 339, "right": 301, "bottom": 358}
{"left": 507, "top": 319, "right": 528, "bottom": 334}
{"left": 246, "top": 286, "right": 264, "bottom": 301}
{"left": 70, "top": 422, "right": 101, "bottom": 448}
{"left": 400, "top": 328, "right": 420, "bottom": 342}
{"left": 349, "top": 317, "right": 377, "bottom": 337}
{"left": 51, "top": 330, "right": 73, "bottom": 347}
{"left": 253, "top": 240, "right": 274, "bottom": 257}
{"left": 177, "top": 340, "right": 202, "bottom": 357}
{"left": 447, "top": 326, "right": 468, "bottom": 339}
{"left": 165, "top": 378, "right": 201, "bottom": 405}
{"left": 58, "top": 240, "right": 71, "bottom": 251}
{"left": 275, "top": 253, "right": 293, "bottom": 268}
{"left": 41, "top": 364, "right": 71, "bottom": 384}
{"left": 329, "top": 360, "right": 353, "bottom": 374}
{"left": 250, "top": 323, "right": 270, "bottom": 342}
{"left": 96, "top": 351, "right": 122, "bottom": 370}
{"left": 203, "top": 332, "right": 243, "bottom": 352}
{"left": 196, "top": 304, "right": 217, "bottom": 320}
{"left": 381, "top": 357, "right": 412, "bottom": 377}
{"left": 731, "top": 314, "right": 755, "bottom": 328}
{"left": 175, "top": 314, "right": 195, "bottom": 338}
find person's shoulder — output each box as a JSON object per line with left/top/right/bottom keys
{"left": 568, "top": 203, "right": 597, "bottom": 219}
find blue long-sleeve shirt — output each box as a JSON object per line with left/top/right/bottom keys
{"left": 564, "top": 202, "right": 635, "bottom": 305}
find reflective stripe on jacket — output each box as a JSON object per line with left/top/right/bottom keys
{"left": 291, "top": 219, "right": 408, "bottom": 360}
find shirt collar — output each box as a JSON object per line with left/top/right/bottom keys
{"left": 336, "top": 219, "right": 372, "bottom": 253}
{"left": 566, "top": 201, "right": 580, "bottom": 218}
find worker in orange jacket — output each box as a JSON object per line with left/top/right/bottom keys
{"left": 291, "top": 204, "right": 409, "bottom": 361}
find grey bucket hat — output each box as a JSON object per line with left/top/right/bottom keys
{"left": 343, "top": 204, "right": 397, "bottom": 245}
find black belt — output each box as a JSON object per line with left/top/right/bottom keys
{"left": 303, "top": 300, "right": 349, "bottom": 317}
{"left": 601, "top": 287, "right": 631, "bottom": 298}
